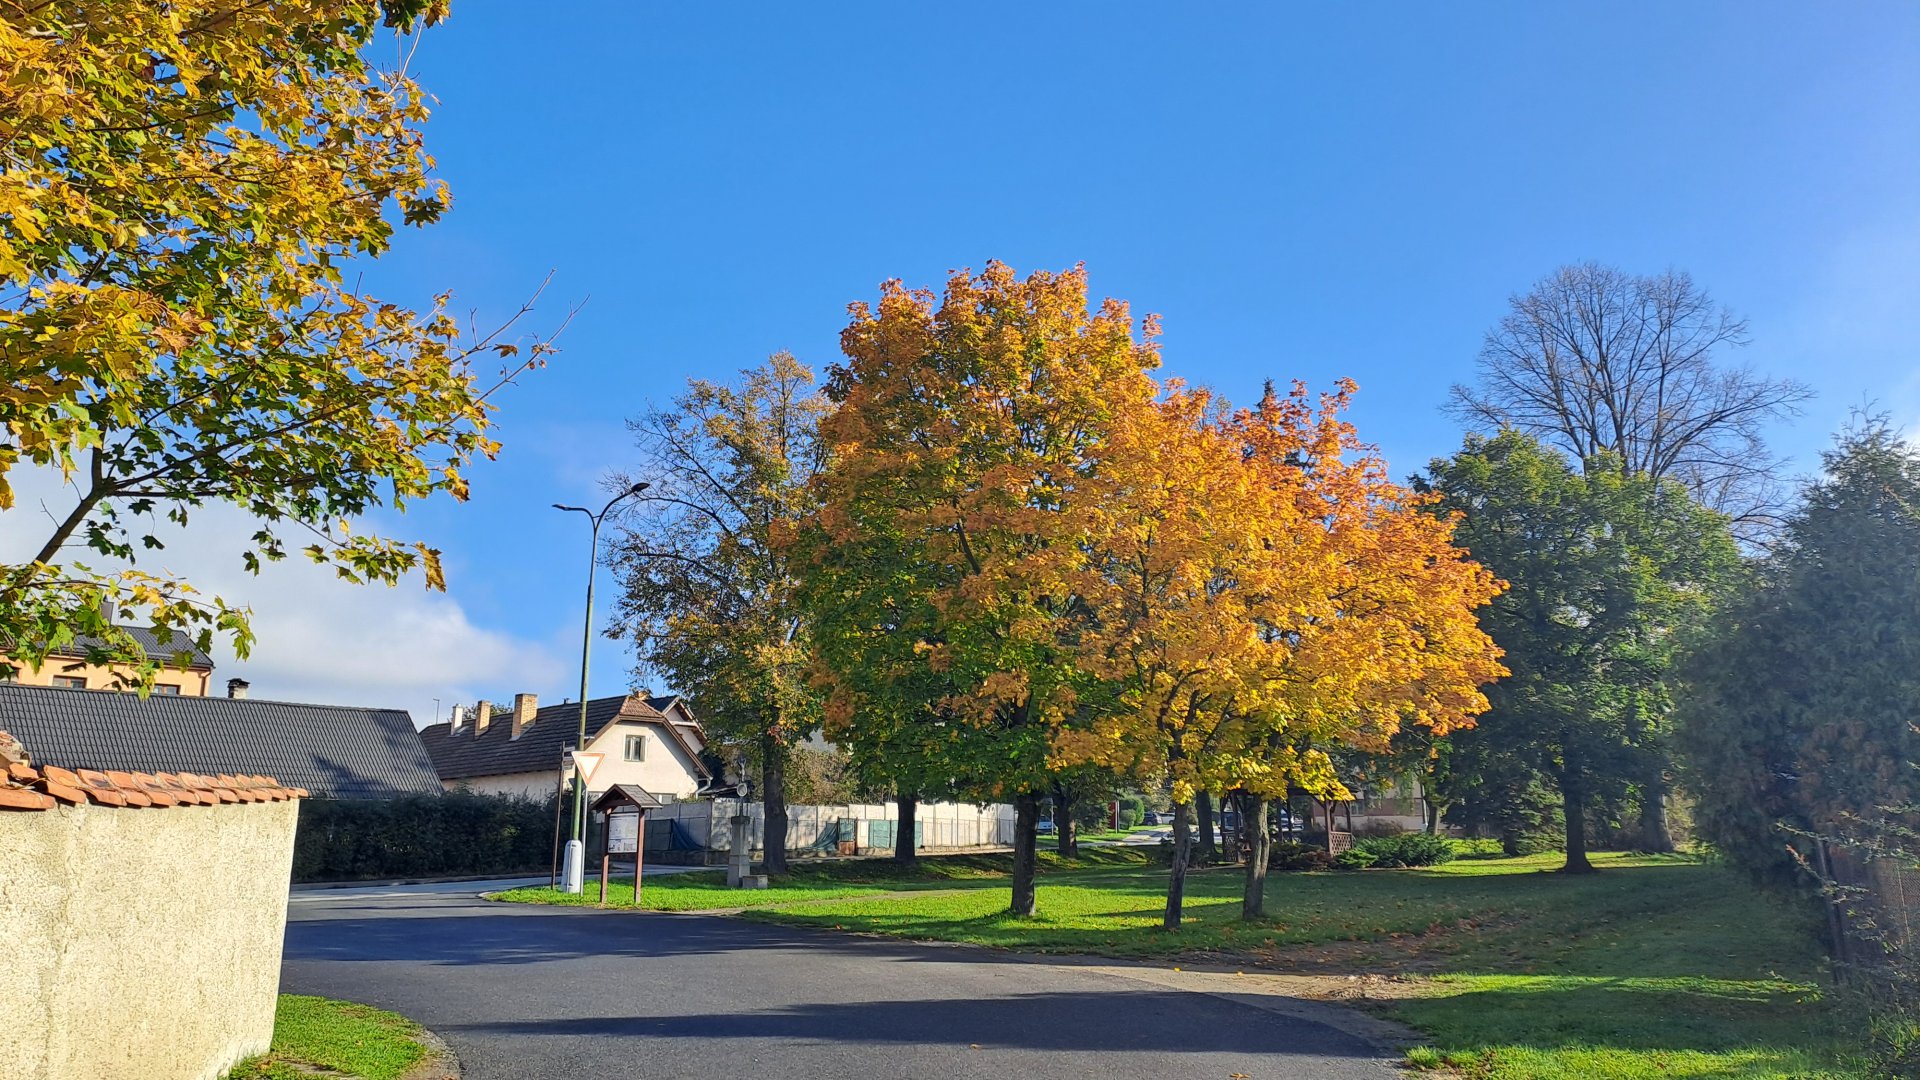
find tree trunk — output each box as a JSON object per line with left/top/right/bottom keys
{"left": 761, "top": 732, "right": 789, "bottom": 876}
{"left": 895, "top": 792, "right": 918, "bottom": 865}
{"left": 1165, "top": 798, "right": 1192, "bottom": 930}
{"left": 1241, "top": 794, "right": 1270, "bottom": 920}
{"left": 1639, "top": 767, "right": 1676, "bottom": 853}
{"left": 1319, "top": 799, "right": 1337, "bottom": 854}
{"left": 1054, "top": 781, "right": 1077, "bottom": 858}
{"left": 1560, "top": 774, "right": 1594, "bottom": 874}
{"left": 1196, "top": 790, "right": 1217, "bottom": 864}
{"left": 1010, "top": 790, "right": 1041, "bottom": 916}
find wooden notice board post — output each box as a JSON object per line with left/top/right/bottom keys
{"left": 590, "top": 785, "right": 664, "bottom": 908}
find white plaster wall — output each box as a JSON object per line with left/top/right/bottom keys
{"left": 581, "top": 720, "right": 703, "bottom": 799}
{"left": 0, "top": 799, "right": 300, "bottom": 1080}
{"left": 448, "top": 769, "right": 557, "bottom": 801}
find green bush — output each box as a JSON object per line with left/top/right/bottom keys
{"left": 1118, "top": 795, "right": 1146, "bottom": 828}
{"left": 292, "top": 791, "right": 555, "bottom": 882}
{"left": 1353, "top": 832, "right": 1457, "bottom": 868}
{"left": 1336, "top": 847, "right": 1379, "bottom": 870}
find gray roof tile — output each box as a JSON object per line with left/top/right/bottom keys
{"left": 419, "top": 695, "right": 710, "bottom": 781}
{"left": 0, "top": 683, "right": 440, "bottom": 799}
{"left": 42, "top": 625, "right": 217, "bottom": 669}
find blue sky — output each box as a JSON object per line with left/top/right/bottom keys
{"left": 107, "top": 3, "right": 1920, "bottom": 724}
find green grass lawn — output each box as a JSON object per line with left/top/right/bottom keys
{"left": 488, "top": 847, "right": 1148, "bottom": 911}
{"left": 493, "top": 846, "right": 1863, "bottom": 1078}
{"left": 225, "top": 995, "right": 429, "bottom": 1080}
{"left": 1077, "top": 823, "right": 1159, "bottom": 842}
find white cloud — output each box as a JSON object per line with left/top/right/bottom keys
{"left": 2, "top": 467, "right": 565, "bottom": 728}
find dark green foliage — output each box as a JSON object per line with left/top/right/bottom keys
{"left": 1117, "top": 796, "right": 1145, "bottom": 828}
{"left": 1336, "top": 848, "right": 1379, "bottom": 869}
{"left": 1680, "top": 421, "right": 1920, "bottom": 889}
{"left": 292, "top": 791, "right": 554, "bottom": 882}
{"left": 1355, "top": 832, "right": 1458, "bottom": 868}
{"left": 1419, "top": 432, "right": 1739, "bottom": 871}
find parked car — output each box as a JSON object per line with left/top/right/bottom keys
{"left": 1142, "top": 810, "right": 1164, "bottom": 825}
{"left": 1036, "top": 818, "right": 1056, "bottom": 834}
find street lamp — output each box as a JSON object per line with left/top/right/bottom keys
{"left": 553, "top": 480, "right": 650, "bottom": 892}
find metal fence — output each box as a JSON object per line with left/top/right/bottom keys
{"left": 639, "top": 798, "right": 1013, "bottom": 860}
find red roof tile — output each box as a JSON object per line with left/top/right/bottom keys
{"left": 0, "top": 730, "right": 306, "bottom": 813}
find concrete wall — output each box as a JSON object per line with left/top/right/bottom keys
{"left": 0, "top": 799, "right": 300, "bottom": 1080}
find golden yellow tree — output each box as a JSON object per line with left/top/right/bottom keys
{"left": 1, "top": 1, "right": 553, "bottom": 681}
{"left": 798, "top": 262, "right": 1160, "bottom": 916}
{"left": 1059, "top": 379, "right": 1506, "bottom": 926}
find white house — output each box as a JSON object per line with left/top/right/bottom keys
{"left": 417, "top": 693, "right": 710, "bottom": 802}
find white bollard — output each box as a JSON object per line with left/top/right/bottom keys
{"left": 563, "top": 839, "right": 585, "bottom": 894}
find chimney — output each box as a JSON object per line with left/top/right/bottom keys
{"left": 448, "top": 704, "right": 466, "bottom": 733}
{"left": 100, "top": 598, "right": 118, "bottom": 624}
{"left": 226, "top": 678, "right": 249, "bottom": 699}
{"left": 472, "top": 701, "right": 492, "bottom": 737}
{"left": 511, "top": 693, "right": 538, "bottom": 739}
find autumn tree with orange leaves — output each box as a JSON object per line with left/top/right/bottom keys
{"left": 1059, "top": 379, "right": 1506, "bottom": 925}
{"left": 800, "top": 262, "right": 1503, "bottom": 923}
{"left": 797, "top": 262, "right": 1159, "bottom": 916}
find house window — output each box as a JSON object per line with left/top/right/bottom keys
{"left": 624, "top": 734, "right": 646, "bottom": 762}
{"left": 153, "top": 683, "right": 181, "bottom": 695}
{"left": 51, "top": 675, "right": 87, "bottom": 689}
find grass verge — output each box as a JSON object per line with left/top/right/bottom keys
{"left": 487, "top": 846, "right": 1149, "bottom": 911}
{"left": 498, "top": 846, "right": 1862, "bottom": 1078}
{"left": 225, "top": 995, "right": 429, "bottom": 1080}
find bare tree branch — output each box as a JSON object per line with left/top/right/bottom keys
{"left": 1448, "top": 263, "right": 1811, "bottom": 538}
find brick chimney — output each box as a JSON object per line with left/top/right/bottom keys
{"left": 472, "top": 701, "right": 492, "bottom": 737}
{"left": 226, "top": 678, "right": 249, "bottom": 699}
{"left": 511, "top": 693, "right": 538, "bottom": 739}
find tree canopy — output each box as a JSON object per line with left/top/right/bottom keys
{"left": 798, "top": 262, "right": 1157, "bottom": 915}
{"left": 801, "top": 263, "right": 1503, "bottom": 921}
{"left": 1, "top": 0, "right": 551, "bottom": 680}
{"left": 609, "top": 352, "right": 828, "bottom": 874}
{"left": 1680, "top": 420, "right": 1920, "bottom": 887}
{"left": 1420, "top": 431, "right": 1738, "bottom": 870}
{"left": 1448, "top": 263, "right": 1810, "bottom": 534}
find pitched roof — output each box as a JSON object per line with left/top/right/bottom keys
{"left": 418, "top": 694, "right": 710, "bottom": 782}
{"left": 589, "top": 784, "right": 666, "bottom": 813}
{"left": 37, "top": 625, "right": 217, "bottom": 670}
{"left": 0, "top": 683, "right": 440, "bottom": 799}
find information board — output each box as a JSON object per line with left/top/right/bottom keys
{"left": 607, "top": 810, "right": 639, "bottom": 854}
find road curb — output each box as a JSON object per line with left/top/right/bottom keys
{"left": 399, "top": 1025, "right": 461, "bottom": 1080}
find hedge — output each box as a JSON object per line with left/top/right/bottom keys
{"left": 292, "top": 791, "right": 556, "bottom": 882}
{"left": 1350, "top": 831, "right": 1456, "bottom": 868}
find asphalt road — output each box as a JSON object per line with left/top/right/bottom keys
{"left": 282, "top": 885, "right": 1398, "bottom": 1080}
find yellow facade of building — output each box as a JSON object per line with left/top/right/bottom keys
{"left": 3, "top": 656, "right": 214, "bottom": 696}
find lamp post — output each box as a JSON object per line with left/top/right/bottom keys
{"left": 553, "top": 481, "right": 650, "bottom": 892}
